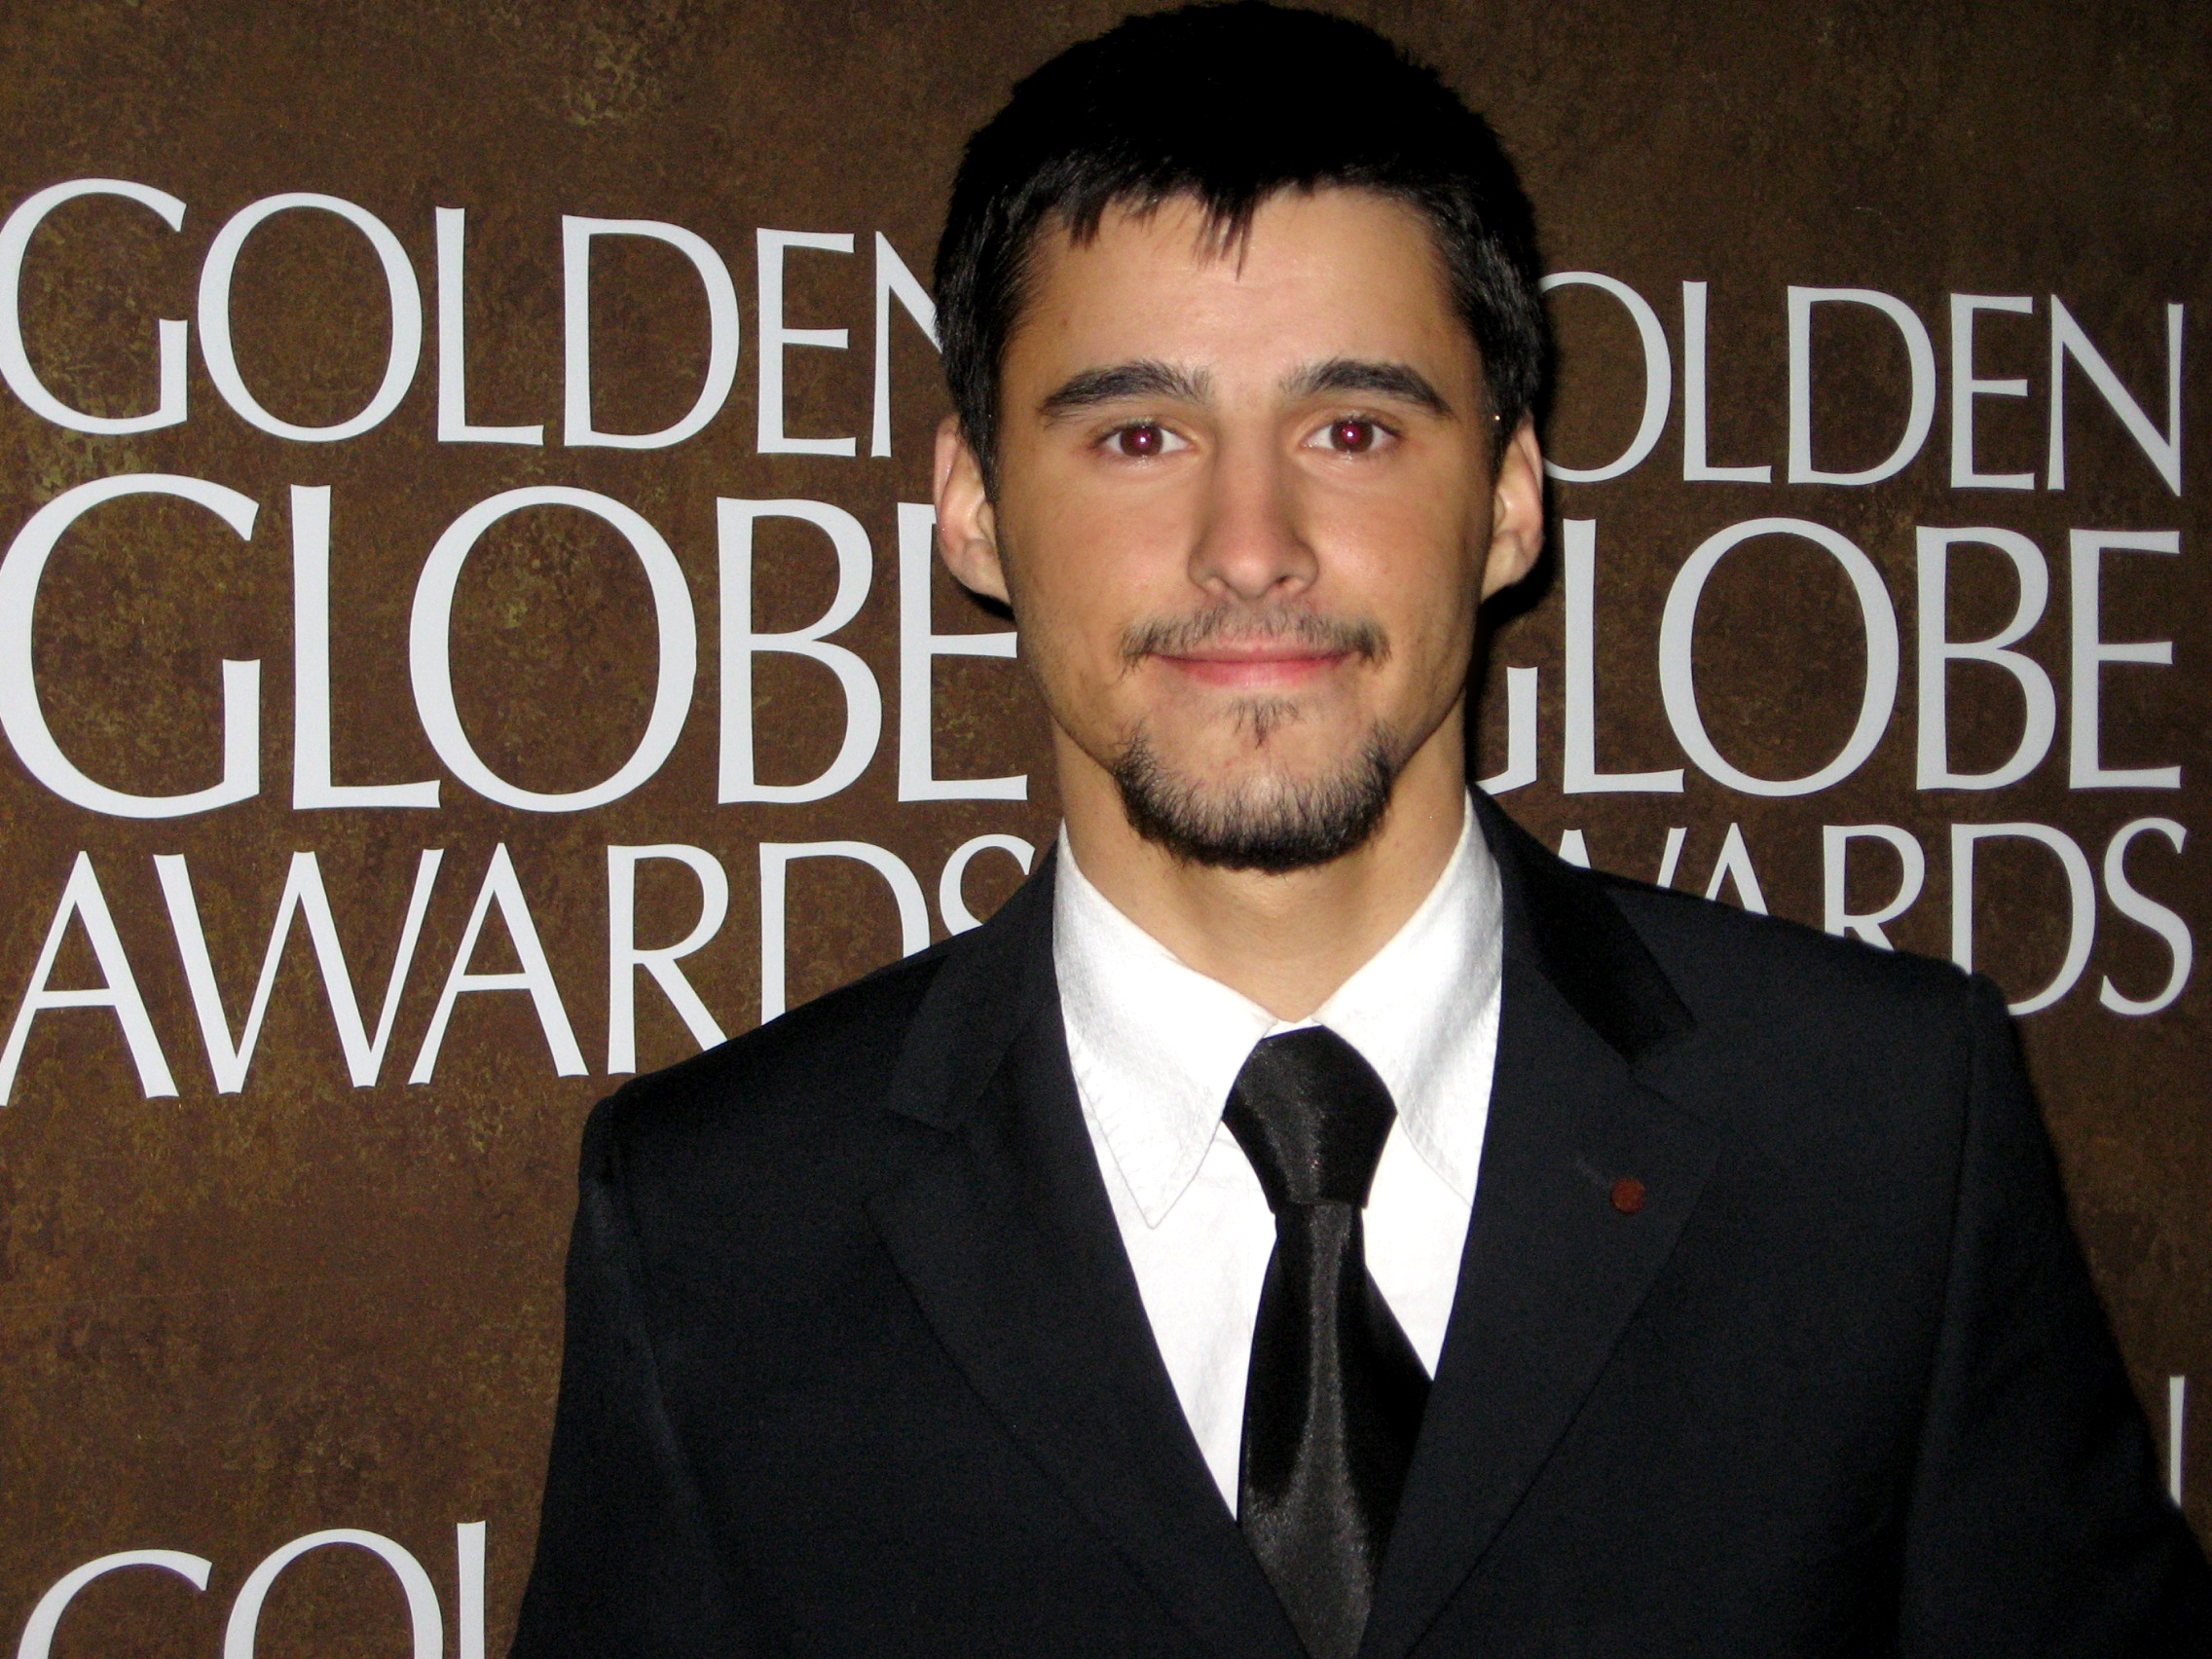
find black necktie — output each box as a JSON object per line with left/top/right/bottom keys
{"left": 1224, "top": 1027, "right": 1431, "bottom": 1659}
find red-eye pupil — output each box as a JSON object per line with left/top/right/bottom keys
{"left": 1334, "top": 420, "right": 1375, "bottom": 453}
{"left": 1120, "top": 424, "right": 1162, "bottom": 457}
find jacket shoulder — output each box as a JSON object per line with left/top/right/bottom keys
{"left": 1596, "top": 866, "right": 1970, "bottom": 1011}
{"left": 1480, "top": 797, "right": 1975, "bottom": 1062}
{"left": 1585, "top": 866, "right": 1985, "bottom": 1108}
{"left": 581, "top": 930, "right": 963, "bottom": 1178}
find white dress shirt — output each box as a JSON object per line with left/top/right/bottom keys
{"left": 1052, "top": 800, "right": 1504, "bottom": 1510}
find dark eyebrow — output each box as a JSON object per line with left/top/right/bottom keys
{"left": 1285, "top": 357, "right": 1455, "bottom": 418}
{"left": 1037, "top": 359, "right": 1212, "bottom": 420}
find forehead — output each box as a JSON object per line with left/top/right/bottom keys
{"left": 1008, "top": 187, "right": 1477, "bottom": 392}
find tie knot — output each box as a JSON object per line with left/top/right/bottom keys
{"left": 1223, "top": 1027, "right": 1397, "bottom": 1212}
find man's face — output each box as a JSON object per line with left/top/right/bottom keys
{"left": 936, "top": 187, "right": 1542, "bottom": 870}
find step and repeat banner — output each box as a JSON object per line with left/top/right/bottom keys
{"left": 0, "top": 1, "right": 2203, "bottom": 1652}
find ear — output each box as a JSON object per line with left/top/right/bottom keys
{"left": 1479, "top": 416, "right": 1545, "bottom": 600}
{"left": 933, "top": 415, "right": 1009, "bottom": 604}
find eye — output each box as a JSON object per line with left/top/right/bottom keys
{"left": 1105, "top": 421, "right": 1187, "bottom": 459}
{"left": 1309, "top": 416, "right": 1391, "bottom": 455}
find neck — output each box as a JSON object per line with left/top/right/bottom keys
{"left": 1058, "top": 713, "right": 1470, "bottom": 1021}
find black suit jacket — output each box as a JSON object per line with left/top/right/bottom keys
{"left": 512, "top": 797, "right": 2209, "bottom": 1657}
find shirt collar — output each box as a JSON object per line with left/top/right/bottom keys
{"left": 1053, "top": 800, "right": 1502, "bottom": 1226}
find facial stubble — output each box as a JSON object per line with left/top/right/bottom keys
{"left": 1108, "top": 608, "right": 1402, "bottom": 874}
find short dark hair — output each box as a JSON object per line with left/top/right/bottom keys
{"left": 934, "top": 1, "right": 1549, "bottom": 488}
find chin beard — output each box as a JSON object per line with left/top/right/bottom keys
{"left": 1110, "top": 713, "right": 1400, "bottom": 874}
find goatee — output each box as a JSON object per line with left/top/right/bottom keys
{"left": 1111, "top": 717, "right": 1399, "bottom": 874}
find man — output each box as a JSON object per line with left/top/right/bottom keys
{"left": 512, "top": 6, "right": 2210, "bottom": 1655}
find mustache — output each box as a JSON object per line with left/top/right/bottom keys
{"left": 1118, "top": 604, "right": 1390, "bottom": 668}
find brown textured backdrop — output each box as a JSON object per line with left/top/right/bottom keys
{"left": 0, "top": 1, "right": 2203, "bottom": 1652}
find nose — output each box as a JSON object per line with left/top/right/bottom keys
{"left": 1187, "top": 431, "right": 1317, "bottom": 604}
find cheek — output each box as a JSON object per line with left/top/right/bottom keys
{"left": 1318, "top": 520, "right": 1486, "bottom": 708}
{"left": 999, "top": 537, "right": 1136, "bottom": 715}
{"left": 1005, "top": 498, "right": 1192, "bottom": 649}
{"left": 1314, "top": 493, "right": 1484, "bottom": 622}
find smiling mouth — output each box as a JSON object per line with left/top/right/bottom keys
{"left": 1155, "top": 645, "right": 1352, "bottom": 689}
{"left": 1121, "top": 607, "right": 1388, "bottom": 688}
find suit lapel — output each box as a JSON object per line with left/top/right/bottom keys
{"left": 866, "top": 860, "right": 1302, "bottom": 1659}
{"left": 1360, "top": 801, "right": 1721, "bottom": 1659}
